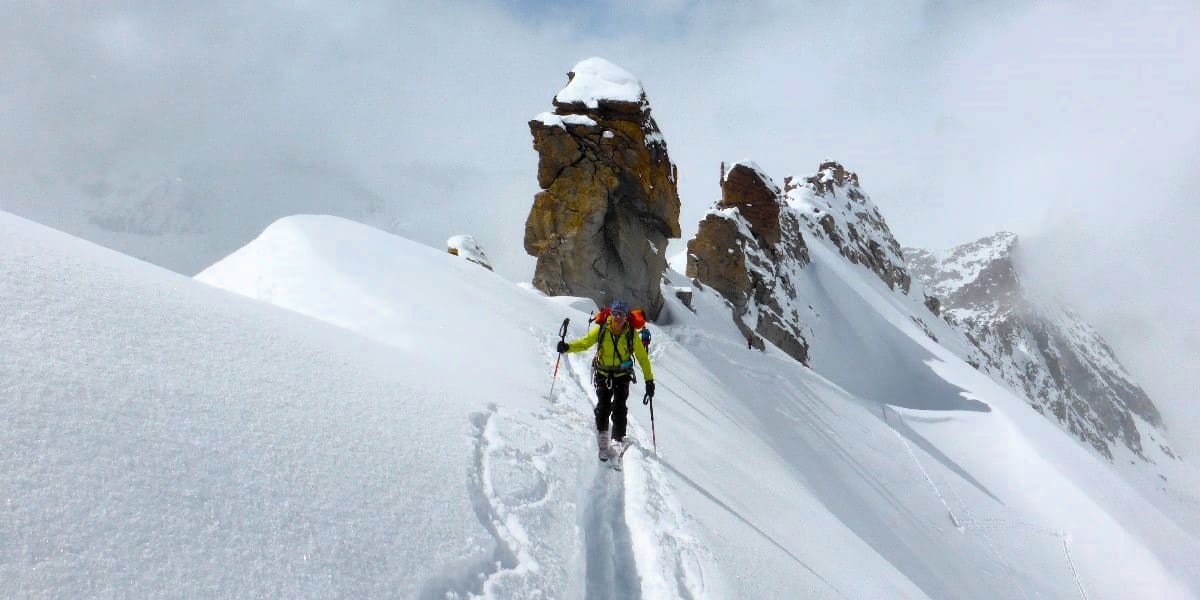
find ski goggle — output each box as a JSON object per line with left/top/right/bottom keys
{"left": 611, "top": 310, "right": 628, "bottom": 319}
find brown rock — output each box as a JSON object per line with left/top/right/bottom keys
{"left": 686, "top": 214, "right": 751, "bottom": 306}
{"left": 523, "top": 59, "right": 680, "bottom": 319}
{"left": 687, "top": 162, "right": 811, "bottom": 364}
{"left": 719, "top": 162, "right": 782, "bottom": 246}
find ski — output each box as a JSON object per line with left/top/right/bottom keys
{"left": 609, "top": 438, "right": 633, "bottom": 471}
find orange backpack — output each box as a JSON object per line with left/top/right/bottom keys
{"left": 590, "top": 307, "right": 646, "bottom": 329}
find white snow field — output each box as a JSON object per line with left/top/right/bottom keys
{"left": 4, "top": 211, "right": 1198, "bottom": 598}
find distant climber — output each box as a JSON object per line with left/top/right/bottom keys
{"left": 556, "top": 300, "right": 655, "bottom": 462}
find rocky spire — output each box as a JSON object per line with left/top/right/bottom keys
{"left": 523, "top": 58, "right": 681, "bottom": 319}
{"left": 687, "top": 161, "right": 811, "bottom": 363}
{"left": 718, "top": 162, "right": 782, "bottom": 245}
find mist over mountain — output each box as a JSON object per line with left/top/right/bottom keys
{"left": 1019, "top": 187, "right": 1200, "bottom": 459}
{"left": 906, "top": 233, "right": 1174, "bottom": 465}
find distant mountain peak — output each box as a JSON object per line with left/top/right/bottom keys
{"left": 907, "top": 233, "right": 1169, "bottom": 461}
{"left": 907, "top": 231, "right": 1023, "bottom": 315}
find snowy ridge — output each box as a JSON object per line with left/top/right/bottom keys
{"left": 447, "top": 234, "right": 493, "bottom": 270}
{"left": 199, "top": 216, "right": 718, "bottom": 598}
{"left": 693, "top": 159, "right": 961, "bottom": 369}
{"left": 2, "top": 212, "right": 491, "bottom": 597}
{"left": 5, "top": 212, "right": 1199, "bottom": 597}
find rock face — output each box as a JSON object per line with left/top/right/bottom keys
{"left": 523, "top": 58, "right": 681, "bottom": 319}
{"left": 687, "top": 161, "right": 811, "bottom": 363}
{"left": 784, "top": 161, "right": 910, "bottom": 293}
{"left": 906, "top": 233, "right": 1170, "bottom": 461}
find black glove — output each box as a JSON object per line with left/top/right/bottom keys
{"left": 643, "top": 380, "right": 655, "bottom": 404}
{"left": 556, "top": 340, "right": 570, "bottom": 353}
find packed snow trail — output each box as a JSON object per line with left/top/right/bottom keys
{"left": 554, "top": 336, "right": 715, "bottom": 599}
{"left": 583, "top": 467, "right": 642, "bottom": 600}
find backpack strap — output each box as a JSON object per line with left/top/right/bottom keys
{"left": 592, "top": 318, "right": 638, "bottom": 379}
{"left": 591, "top": 318, "right": 607, "bottom": 371}
{"left": 625, "top": 326, "right": 637, "bottom": 383}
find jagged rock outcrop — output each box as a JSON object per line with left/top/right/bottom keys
{"left": 446, "top": 234, "right": 493, "bottom": 271}
{"left": 523, "top": 57, "right": 680, "bottom": 319}
{"left": 687, "top": 161, "right": 811, "bottom": 363}
{"left": 784, "top": 161, "right": 910, "bottom": 293}
{"left": 906, "top": 233, "right": 1170, "bottom": 461}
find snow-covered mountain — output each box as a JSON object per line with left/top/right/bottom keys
{"left": 684, "top": 159, "right": 982, "bottom": 397}
{"left": 783, "top": 160, "right": 912, "bottom": 295}
{"left": 906, "top": 233, "right": 1173, "bottom": 464}
{"left": 6, "top": 209, "right": 1199, "bottom": 598}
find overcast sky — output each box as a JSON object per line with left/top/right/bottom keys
{"left": 3, "top": 1, "right": 1197, "bottom": 451}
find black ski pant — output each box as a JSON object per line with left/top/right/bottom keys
{"left": 594, "top": 371, "right": 632, "bottom": 441}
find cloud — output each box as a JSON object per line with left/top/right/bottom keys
{"left": 2, "top": 1, "right": 1197, "bottom": 446}
{"left": 1021, "top": 164, "right": 1200, "bottom": 455}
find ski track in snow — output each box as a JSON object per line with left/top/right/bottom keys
{"left": 556, "top": 339, "right": 714, "bottom": 599}
{"left": 429, "top": 332, "right": 713, "bottom": 598}
{"left": 583, "top": 463, "right": 642, "bottom": 600}
{"left": 435, "top": 398, "right": 574, "bottom": 599}
{"left": 426, "top": 405, "right": 523, "bottom": 600}
{"left": 884, "top": 405, "right": 1089, "bottom": 600}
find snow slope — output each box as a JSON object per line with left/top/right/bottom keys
{"left": 5, "top": 211, "right": 1199, "bottom": 598}
{"left": 0, "top": 212, "right": 517, "bottom": 597}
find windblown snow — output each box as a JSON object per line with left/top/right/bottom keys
{"left": 3, "top": 211, "right": 1198, "bottom": 598}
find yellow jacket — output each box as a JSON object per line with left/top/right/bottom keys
{"left": 566, "top": 317, "right": 654, "bottom": 381}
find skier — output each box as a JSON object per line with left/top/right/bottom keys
{"left": 556, "top": 300, "right": 655, "bottom": 462}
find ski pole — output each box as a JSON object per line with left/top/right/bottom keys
{"left": 645, "top": 391, "right": 657, "bottom": 455}
{"left": 549, "top": 318, "right": 570, "bottom": 398}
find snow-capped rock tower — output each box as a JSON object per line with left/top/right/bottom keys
{"left": 523, "top": 58, "right": 680, "bottom": 319}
